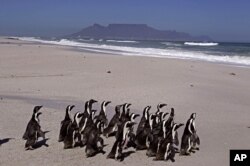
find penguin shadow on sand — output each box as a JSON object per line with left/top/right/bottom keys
{"left": 31, "top": 138, "right": 50, "bottom": 150}
{"left": 26, "top": 131, "right": 50, "bottom": 150}
{"left": 0, "top": 138, "right": 14, "bottom": 146}
{"left": 120, "top": 151, "right": 135, "bottom": 161}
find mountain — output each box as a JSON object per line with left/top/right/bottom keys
{"left": 66, "top": 24, "right": 212, "bottom": 41}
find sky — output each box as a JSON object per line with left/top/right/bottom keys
{"left": 0, "top": 0, "right": 250, "bottom": 42}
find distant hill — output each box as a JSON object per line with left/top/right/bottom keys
{"left": 66, "top": 24, "right": 212, "bottom": 42}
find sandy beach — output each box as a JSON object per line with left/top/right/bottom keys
{"left": 0, "top": 37, "right": 250, "bottom": 166}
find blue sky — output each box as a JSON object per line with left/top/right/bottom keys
{"left": 0, "top": 0, "right": 250, "bottom": 42}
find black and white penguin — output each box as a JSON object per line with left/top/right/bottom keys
{"left": 85, "top": 120, "right": 105, "bottom": 157}
{"left": 103, "top": 104, "right": 123, "bottom": 137}
{"left": 22, "top": 106, "right": 45, "bottom": 150}
{"left": 155, "top": 103, "right": 167, "bottom": 124}
{"left": 120, "top": 103, "right": 131, "bottom": 123}
{"left": 180, "top": 113, "right": 200, "bottom": 155}
{"left": 83, "top": 99, "right": 97, "bottom": 117}
{"left": 136, "top": 106, "right": 151, "bottom": 135}
{"left": 154, "top": 123, "right": 184, "bottom": 161}
{"left": 135, "top": 107, "right": 152, "bottom": 150}
{"left": 107, "top": 121, "right": 136, "bottom": 161}
{"left": 63, "top": 112, "right": 84, "bottom": 149}
{"left": 58, "top": 105, "right": 75, "bottom": 142}
{"left": 94, "top": 101, "right": 111, "bottom": 127}
{"left": 79, "top": 108, "right": 98, "bottom": 146}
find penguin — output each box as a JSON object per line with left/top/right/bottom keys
{"left": 83, "top": 99, "right": 97, "bottom": 117}
{"left": 107, "top": 121, "right": 136, "bottom": 161}
{"left": 120, "top": 103, "right": 131, "bottom": 123}
{"left": 180, "top": 113, "right": 200, "bottom": 155}
{"left": 136, "top": 106, "right": 151, "bottom": 135}
{"left": 22, "top": 106, "right": 45, "bottom": 150}
{"left": 94, "top": 101, "right": 111, "bottom": 127}
{"left": 79, "top": 109, "right": 97, "bottom": 146}
{"left": 85, "top": 120, "right": 105, "bottom": 157}
{"left": 63, "top": 112, "right": 84, "bottom": 149}
{"left": 58, "top": 105, "right": 75, "bottom": 142}
{"left": 129, "top": 113, "right": 140, "bottom": 123}
{"left": 103, "top": 104, "right": 123, "bottom": 138}
{"left": 154, "top": 123, "right": 184, "bottom": 161}
{"left": 135, "top": 110, "right": 152, "bottom": 150}
{"left": 155, "top": 103, "right": 167, "bottom": 124}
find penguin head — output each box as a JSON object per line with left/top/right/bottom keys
{"left": 124, "top": 103, "right": 131, "bottom": 115}
{"left": 32, "top": 106, "right": 43, "bottom": 122}
{"left": 73, "top": 112, "right": 84, "bottom": 129}
{"left": 130, "top": 113, "right": 140, "bottom": 122}
{"left": 157, "top": 103, "right": 167, "bottom": 112}
{"left": 190, "top": 113, "right": 196, "bottom": 119}
{"left": 101, "top": 101, "right": 111, "bottom": 115}
{"left": 85, "top": 99, "right": 98, "bottom": 115}
{"left": 66, "top": 105, "right": 75, "bottom": 120}
{"left": 170, "top": 108, "right": 175, "bottom": 117}
{"left": 143, "top": 106, "right": 151, "bottom": 120}
{"left": 33, "top": 105, "right": 43, "bottom": 114}
{"left": 115, "top": 104, "right": 123, "bottom": 118}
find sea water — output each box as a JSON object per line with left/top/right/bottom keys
{"left": 19, "top": 37, "right": 250, "bottom": 67}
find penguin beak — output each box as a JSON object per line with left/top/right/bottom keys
{"left": 160, "top": 103, "right": 167, "bottom": 108}
{"left": 90, "top": 99, "right": 98, "bottom": 104}
{"left": 70, "top": 105, "right": 75, "bottom": 110}
{"left": 135, "top": 114, "right": 140, "bottom": 118}
{"left": 163, "top": 112, "right": 169, "bottom": 118}
{"left": 127, "top": 103, "right": 132, "bottom": 108}
{"left": 34, "top": 105, "right": 43, "bottom": 113}
{"left": 105, "top": 101, "right": 111, "bottom": 106}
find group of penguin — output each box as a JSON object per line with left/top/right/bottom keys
{"left": 22, "top": 99, "right": 200, "bottom": 162}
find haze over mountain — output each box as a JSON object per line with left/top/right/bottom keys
{"left": 66, "top": 24, "right": 212, "bottom": 42}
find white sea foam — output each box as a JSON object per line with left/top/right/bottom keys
{"left": 106, "top": 40, "right": 138, "bottom": 43}
{"left": 184, "top": 42, "right": 218, "bottom": 46}
{"left": 19, "top": 37, "right": 250, "bottom": 66}
{"left": 162, "top": 42, "right": 182, "bottom": 47}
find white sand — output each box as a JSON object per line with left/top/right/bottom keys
{"left": 0, "top": 37, "right": 250, "bottom": 166}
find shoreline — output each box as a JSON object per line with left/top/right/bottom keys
{"left": 15, "top": 36, "right": 250, "bottom": 67}
{"left": 1, "top": 37, "right": 250, "bottom": 166}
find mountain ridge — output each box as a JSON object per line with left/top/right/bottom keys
{"left": 66, "top": 24, "right": 212, "bottom": 42}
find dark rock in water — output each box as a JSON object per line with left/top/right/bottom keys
{"left": 230, "top": 72, "right": 236, "bottom": 76}
{"left": 107, "top": 71, "right": 111, "bottom": 74}
{"left": 190, "top": 84, "right": 194, "bottom": 87}
{"left": 65, "top": 24, "right": 212, "bottom": 42}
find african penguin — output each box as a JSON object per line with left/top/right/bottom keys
{"left": 136, "top": 106, "right": 151, "bottom": 135}
{"left": 83, "top": 99, "right": 97, "bottom": 117}
{"left": 107, "top": 121, "right": 136, "bottom": 161}
{"left": 85, "top": 120, "right": 106, "bottom": 157}
{"left": 63, "top": 112, "right": 84, "bottom": 149}
{"left": 23, "top": 106, "right": 45, "bottom": 150}
{"left": 155, "top": 103, "right": 167, "bottom": 124}
{"left": 154, "top": 123, "right": 183, "bottom": 161}
{"left": 94, "top": 101, "right": 111, "bottom": 127}
{"left": 180, "top": 113, "right": 200, "bottom": 155}
{"left": 120, "top": 103, "right": 131, "bottom": 123}
{"left": 58, "top": 105, "right": 75, "bottom": 142}
{"left": 103, "top": 104, "right": 122, "bottom": 138}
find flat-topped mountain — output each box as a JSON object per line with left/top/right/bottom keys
{"left": 66, "top": 24, "right": 211, "bottom": 41}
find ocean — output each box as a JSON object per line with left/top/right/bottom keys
{"left": 19, "top": 37, "right": 250, "bottom": 67}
